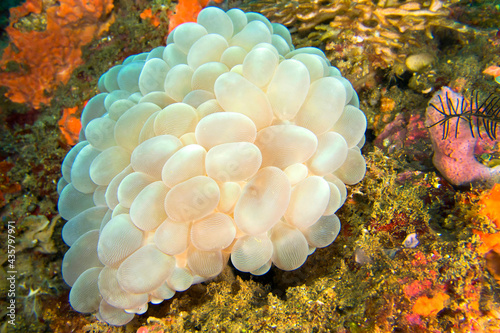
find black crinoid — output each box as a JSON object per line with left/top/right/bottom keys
{"left": 428, "top": 90, "right": 500, "bottom": 140}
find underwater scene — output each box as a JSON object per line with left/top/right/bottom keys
{"left": 0, "top": 0, "right": 500, "bottom": 332}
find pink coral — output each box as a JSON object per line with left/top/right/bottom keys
{"left": 425, "top": 86, "right": 500, "bottom": 187}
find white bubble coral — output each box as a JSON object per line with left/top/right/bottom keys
{"left": 57, "top": 7, "right": 367, "bottom": 326}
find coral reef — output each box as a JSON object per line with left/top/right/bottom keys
{"left": 240, "top": 0, "right": 472, "bottom": 68}
{"left": 0, "top": 0, "right": 114, "bottom": 107}
{"left": 59, "top": 7, "right": 367, "bottom": 325}
{"left": 1, "top": 0, "right": 500, "bottom": 331}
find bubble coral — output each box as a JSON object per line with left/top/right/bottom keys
{"left": 57, "top": 7, "right": 367, "bottom": 325}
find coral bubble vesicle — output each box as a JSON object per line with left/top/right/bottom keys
{"left": 57, "top": 7, "right": 367, "bottom": 325}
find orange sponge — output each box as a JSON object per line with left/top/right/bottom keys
{"left": 168, "top": 0, "right": 224, "bottom": 33}
{"left": 0, "top": 0, "right": 114, "bottom": 108}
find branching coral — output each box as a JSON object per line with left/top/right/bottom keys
{"left": 241, "top": 0, "right": 471, "bottom": 68}
{"left": 0, "top": 0, "right": 114, "bottom": 107}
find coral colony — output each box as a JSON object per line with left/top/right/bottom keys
{"left": 241, "top": 0, "right": 469, "bottom": 68}
{"left": 58, "top": 7, "right": 367, "bottom": 325}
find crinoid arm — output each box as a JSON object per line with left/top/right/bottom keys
{"left": 475, "top": 93, "right": 500, "bottom": 140}
{"left": 428, "top": 90, "right": 500, "bottom": 140}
